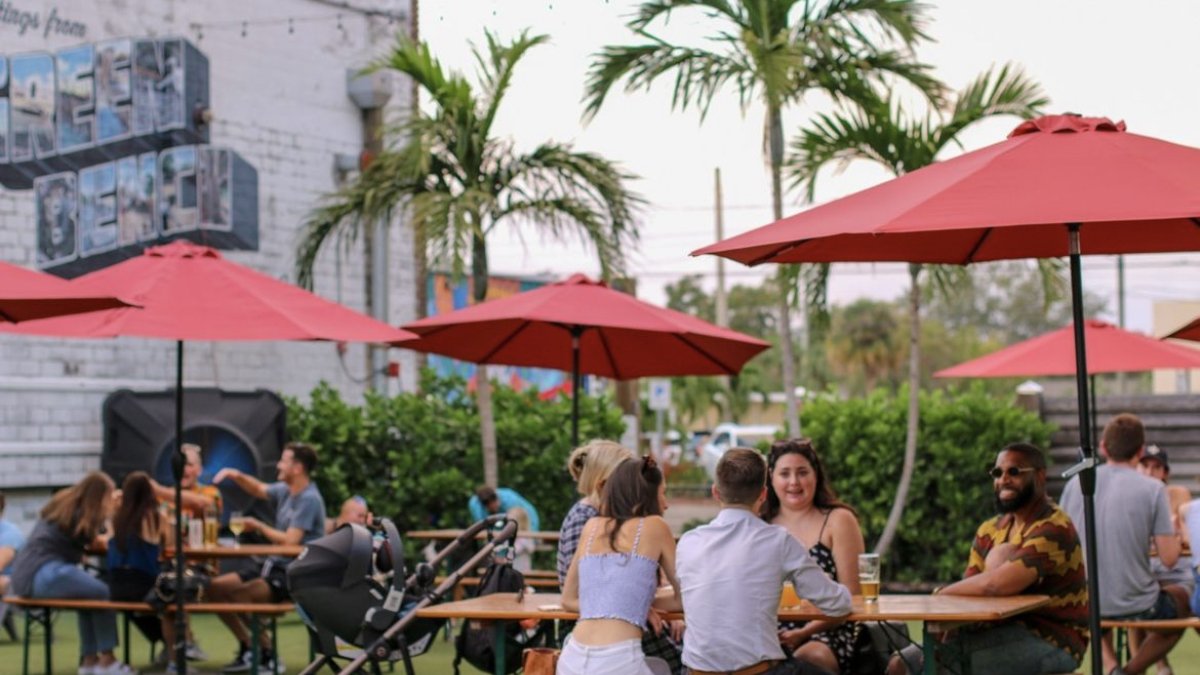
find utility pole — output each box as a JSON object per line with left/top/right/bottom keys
{"left": 714, "top": 168, "right": 728, "bottom": 328}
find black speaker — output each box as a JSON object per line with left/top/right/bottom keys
{"left": 101, "top": 387, "right": 286, "bottom": 517}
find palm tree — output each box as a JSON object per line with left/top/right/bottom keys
{"left": 788, "top": 64, "right": 1051, "bottom": 554}
{"left": 296, "top": 31, "right": 642, "bottom": 487}
{"left": 585, "top": 0, "right": 943, "bottom": 438}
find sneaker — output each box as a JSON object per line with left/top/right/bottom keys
{"left": 257, "top": 651, "right": 285, "bottom": 675}
{"left": 92, "top": 661, "right": 138, "bottom": 675}
{"left": 220, "top": 645, "right": 253, "bottom": 673}
{"left": 184, "top": 641, "right": 208, "bottom": 662}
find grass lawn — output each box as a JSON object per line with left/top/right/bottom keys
{"left": 2, "top": 611, "right": 1199, "bottom": 674}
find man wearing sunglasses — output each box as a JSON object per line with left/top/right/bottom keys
{"left": 888, "top": 442, "right": 1086, "bottom": 675}
{"left": 1061, "top": 413, "right": 1190, "bottom": 675}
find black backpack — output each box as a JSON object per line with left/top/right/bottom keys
{"left": 453, "top": 560, "right": 546, "bottom": 674}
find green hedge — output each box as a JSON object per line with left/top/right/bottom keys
{"left": 285, "top": 370, "right": 626, "bottom": 536}
{"left": 801, "top": 385, "right": 1054, "bottom": 583}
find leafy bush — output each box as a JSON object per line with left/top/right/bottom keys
{"left": 801, "top": 384, "right": 1054, "bottom": 582}
{"left": 286, "top": 370, "right": 626, "bottom": 538}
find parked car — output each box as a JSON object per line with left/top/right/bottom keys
{"left": 698, "top": 423, "right": 780, "bottom": 480}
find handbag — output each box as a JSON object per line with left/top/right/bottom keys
{"left": 147, "top": 561, "right": 210, "bottom": 609}
{"left": 521, "top": 647, "right": 560, "bottom": 675}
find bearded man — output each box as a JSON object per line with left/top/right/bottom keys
{"left": 888, "top": 442, "right": 1088, "bottom": 675}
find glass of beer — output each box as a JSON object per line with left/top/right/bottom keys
{"left": 203, "top": 506, "right": 220, "bottom": 548}
{"left": 229, "top": 511, "right": 245, "bottom": 547}
{"left": 858, "top": 553, "right": 881, "bottom": 603}
{"left": 780, "top": 581, "right": 800, "bottom": 608}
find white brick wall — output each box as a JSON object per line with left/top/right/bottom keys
{"left": 0, "top": 0, "right": 417, "bottom": 533}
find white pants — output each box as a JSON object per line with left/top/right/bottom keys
{"left": 556, "top": 636, "right": 661, "bottom": 675}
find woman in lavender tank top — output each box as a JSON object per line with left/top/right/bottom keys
{"left": 560, "top": 457, "right": 681, "bottom": 675}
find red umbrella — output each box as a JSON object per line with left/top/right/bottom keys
{"left": 694, "top": 114, "right": 1200, "bottom": 675}
{"left": 0, "top": 260, "right": 132, "bottom": 322}
{"left": 400, "top": 273, "right": 769, "bottom": 446}
{"left": 1, "top": 240, "right": 415, "bottom": 671}
{"left": 934, "top": 320, "right": 1200, "bottom": 378}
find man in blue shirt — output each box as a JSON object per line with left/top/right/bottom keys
{"left": 210, "top": 443, "right": 326, "bottom": 674}
{"left": 0, "top": 490, "right": 26, "bottom": 596}
{"left": 468, "top": 485, "right": 539, "bottom": 532}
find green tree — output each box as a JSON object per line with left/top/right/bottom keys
{"left": 295, "top": 31, "right": 642, "bottom": 487}
{"left": 585, "top": 0, "right": 942, "bottom": 438}
{"left": 826, "top": 298, "right": 904, "bottom": 394}
{"left": 788, "top": 64, "right": 1050, "bottom": 554}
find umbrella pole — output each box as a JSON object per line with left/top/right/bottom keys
{"left": 1090, "top": 374, "right": 1098, "bottom": 444}
{"left": 571, "top": 328, "right": 582, "bottom": 449}
{"left": 1066, "top": 226, "right": 1103, "bottom": 675}
{"left": 172, "top": 340, "right": 187, "bottom": 675}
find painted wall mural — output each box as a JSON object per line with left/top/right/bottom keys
{"left": 0, "top": 37, "right": 258, "bottom": 277}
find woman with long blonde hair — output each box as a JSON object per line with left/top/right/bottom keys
{"left": 10, "top": 471, "right": 136, "bottom": 675}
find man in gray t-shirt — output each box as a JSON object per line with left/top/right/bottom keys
{"left": 1059, "top": 413, "right": 1190, "bottom": 675}
{"left": 209, "top": 442, "right": 326, "bottom": 673}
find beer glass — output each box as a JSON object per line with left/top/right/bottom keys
{"left": 858, "top": 553, "right": 881, "bottom": 603}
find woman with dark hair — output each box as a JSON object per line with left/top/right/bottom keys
{"left": 9, "top": 471, "right": 136, "bottom": 675}
{"left": 560, "top": 457, "right": 680, "bottom": 675}
{"left": 108, "top": 472, "right": 175, "bottom": 664}
{"left": 763, "top": 439, "right": 866, "bottom": 675}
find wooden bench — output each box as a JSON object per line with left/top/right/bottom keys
{"left": 5, "top": 597, "right": 294, "bottom": 675}
{"left": 439, "top": 575, "right": 560, "bottom": 602}
{"left": 1100, "top": 617, "right": 1200, "bottom": 665}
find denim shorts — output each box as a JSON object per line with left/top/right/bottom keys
{"left": 1109, "top": 590, "right": 1180, "bottom": 622}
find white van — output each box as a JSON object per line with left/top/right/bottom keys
{"left": 698, "top": 423, "right": 779, "bottom": 480}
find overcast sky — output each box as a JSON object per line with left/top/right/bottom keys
{"left": 418, "top": 0, "right": 1200, "bottom": 334}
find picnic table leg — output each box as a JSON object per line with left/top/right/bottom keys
{"left": 44, "top": 609, "right": 52, "bottom": 675}
{"left": 493, "top": 621, "right": 506, "bottom": 675}
{"left": 122, "top": 612, "right": 130, "bottom": 665}
{"left": 21, "top": 610, "right": 30, "bottom": 675}
{"left": 250, "top": 615, "right": 261, "bottom": 675}
{"left": 922, "top": 621, "right": 935, "bottom": 675}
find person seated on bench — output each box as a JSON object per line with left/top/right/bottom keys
{"left": 889, "top": 442, "right": 1088, "bottom": 675}
{"left": 0, "top": 489, "right": 26, "bottom": 597}
{"left": 9, "top": 471, "right": 137, "bottom": 675}
{"left": 469, "top": 485, "right": 540, "bottom": 532}
{"left": 210, "top": 443, "right": 326, "bottom": 675}
{"left": 149, "top": 443, "right": 220, "bottom": 518}
{"left": 1131, "top": 445, "right": 1195, "bottom": 675}
{"left": 325, "top": 495, "right": 371, "bottom": 534}
{"left": 108, "top": 472, "right": 180, "bottom": 668}
{"left": 1062, "top": 414, "right": 1191, "bottom": 675}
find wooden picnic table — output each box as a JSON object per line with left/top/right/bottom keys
{"left": 407, "top": 528, "right": 561, "bottom": 542}
{"left": 416, "top": 592, "right": 1051, "bottom": 675}
{"left": 164, "top": 543, "right": 305, "bottom": 559}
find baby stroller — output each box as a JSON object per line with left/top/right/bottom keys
{"left": 289, "top": 515, "right": 521, "bottom": 675}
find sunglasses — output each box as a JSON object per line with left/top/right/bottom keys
{"left": 989, "top": 466, "right": 1037, "bottom": 479}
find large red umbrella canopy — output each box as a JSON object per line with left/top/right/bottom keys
{"left": 0, "top": 239, "right": 414, "bottom": 668}
{"left": 399, "top": 273, "right": 769, "bottom": 379}
{"left": 693, "top": 115, "right": 1200, "bottom": 265}
{"left": 693, "top": 113, "right": 1200, "bottom": 675}
{"left": 0, "top": 260, "right": 132, "bottom": 322}
{"left": 935, "top": 320, "right": 1200, "bottom": 378}
{"left": 1, "top": 240, "right": 416, "bottom": 342}
{"left": 401, "top": 273, "right": 769, "bottom": 448}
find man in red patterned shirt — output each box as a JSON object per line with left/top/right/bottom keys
{"left": 888, "top": 442, "right": 1088, "bottom": 675}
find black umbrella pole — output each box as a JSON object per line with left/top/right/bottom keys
{"left": 173, "top": 340, "right": 187, "bottom": 675}
{"left": 571, "top": 331, "right": 582, "bottom": 449}
{"left": 1068, "top": 227, "right": 1103, "bottom": 675}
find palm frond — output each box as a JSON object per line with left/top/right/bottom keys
{"left": 935, "top": 63, "right": 1048, "bottom": 151}
{"left": 584, "top": 41, "right": 749, "bottom": 120}
{"left": 475, "top": 30, "right": 550, "bottom": 138}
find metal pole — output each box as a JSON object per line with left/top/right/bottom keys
{"left": 173, "top": 340, "right": 187, "bottom": 675}
{"left": 571, "top": 329, "right": 582, "bottom": 449}
{"left": 1068, "top": 225, "right": 1103, "bottom": 675}
{"left": 714, "top": 168, "right": 728, "bottom": 328}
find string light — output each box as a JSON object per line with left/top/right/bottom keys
{"left": 187, "top": 6, "right": 406, "bottom": 41}
{"left": 241, "top": 21, "right": 247, "bottom": 38}
{"left": 288, "top": 18, "right": 294, "bottom": 34}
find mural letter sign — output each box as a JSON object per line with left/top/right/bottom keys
{"left": 0, "top": 37, "right": 258, "bottom": 276}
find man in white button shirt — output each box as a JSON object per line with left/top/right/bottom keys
{"left": 676, "top": 448, "right": 852, "bottom": 675}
